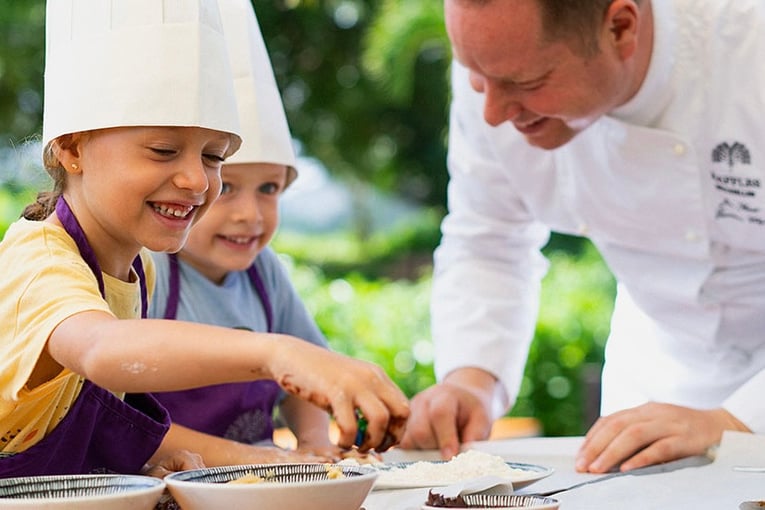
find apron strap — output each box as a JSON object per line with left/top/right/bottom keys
{"left": 56, "top": 196, "right": 148, "bottom": 317}
{"left": 247, "top": 263, "right": 273, "bottom": 332}
{"left": 165, "top": 252, "right": 273, "bottom": 331}
{"left": 164, "top": 253, "right": 182, "bottom": 320}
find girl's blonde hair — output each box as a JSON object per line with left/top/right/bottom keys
{"left": 22, "top": 134, "right": 78, "bottom": 221}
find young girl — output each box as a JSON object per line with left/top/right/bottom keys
{"left": 0, "top": 0, "right": 408, "bottom": 478}
{"left": 149, "top": 0, "right": 346, "bottom": 464}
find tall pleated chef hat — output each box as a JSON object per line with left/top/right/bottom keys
{"left": 42, "top": 0, "right": 242, "bottom": 157}
{"left": 218, "top": 0, "right": 298, "bottom": 187}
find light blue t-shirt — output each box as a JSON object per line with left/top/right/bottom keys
{"left": 147, "top": 247, "right": 329, "bottom": 443}
{"left": 149, "top": 247, "right": 327, "bottom": 348}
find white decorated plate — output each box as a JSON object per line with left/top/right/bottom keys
{"left": 373, "top": 461, "right": 554, "bottom": 490}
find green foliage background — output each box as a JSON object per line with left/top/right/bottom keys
{"left": 274, "top": 222, "right": 616, "bottom": 436}
{"left": 0, "top": 186, "right": 615, "bottom": 436}
{"left": 0, "top": 0, "right": 617, "bottom": 436}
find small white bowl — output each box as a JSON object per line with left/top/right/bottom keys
{"left": 739, "top": 502, "right": 765, "bottom": 510}
{"left": 0, "top": 474, "right": 166, "bottom": 510}
{"left": 165, "top": 463, "right": 378, "bottom": 510}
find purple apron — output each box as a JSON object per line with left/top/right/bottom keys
{"left": 152, "top": 253, "right": 280, "bottom": 444}
{"left": 0, "top": 197, "right": 170, "bottom": 476}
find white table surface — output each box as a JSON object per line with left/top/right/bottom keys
{"left": 362, "top": 431, "right": 765, "bottom": 509}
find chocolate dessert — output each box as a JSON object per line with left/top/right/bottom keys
{"left": 426, "top": 489, "right": 468, "bottom": 508}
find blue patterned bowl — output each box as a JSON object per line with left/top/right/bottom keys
{"left": 165, "top": 463, "right": 378, "bottom": 510}
{"left": 0, "top": 474, "right": 165, "bottom": 509}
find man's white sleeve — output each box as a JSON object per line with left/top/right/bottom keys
{"left": 431, "top": 62, "right": 551, "bottom": 410}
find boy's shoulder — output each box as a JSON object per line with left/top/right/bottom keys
{"left": 251, "top": 246, "right": 290, "bottom": 282}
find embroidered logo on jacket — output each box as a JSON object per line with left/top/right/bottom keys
{"left": 709, "top": 141, "right": 762, "bottom": 225}
{"left": 712, "top": 142, "right": 750, "bottom": 168}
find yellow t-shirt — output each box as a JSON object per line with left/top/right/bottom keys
{"left": 0, "top": 218, "right": 155, "bottom": 453}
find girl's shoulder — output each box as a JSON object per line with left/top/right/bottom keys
{"left": 1, "top": 218, "right": 78, "bottom": 260}
{"left": 0, "top": 219, "right": 95, "bottom": 295}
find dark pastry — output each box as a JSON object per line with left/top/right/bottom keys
{"left": 426, "top": 489, "right": 468, "bottom": 507}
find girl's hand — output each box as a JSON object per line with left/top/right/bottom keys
{"left": 269, "top": 339, "right": 410, "bottom": 453}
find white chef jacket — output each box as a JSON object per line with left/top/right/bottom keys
{"left": 432, "top": 0, "right": 765, "bottom": 432}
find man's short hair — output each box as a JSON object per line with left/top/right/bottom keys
{"left": 537, "top": 0, "right": 629, "bottom": 55}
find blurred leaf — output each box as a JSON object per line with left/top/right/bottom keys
{"left": 0, "top": 1, "right": 45, "bottom": 148}
{"left": 362, "top": 0, "right": 448, "bottom": 105}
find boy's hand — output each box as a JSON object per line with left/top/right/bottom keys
{"left": 141, "top": 449, "right": 204, "bottom": 478}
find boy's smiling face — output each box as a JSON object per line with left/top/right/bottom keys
{"left": 178, "top": 162, "right": 288, "bottom": 283}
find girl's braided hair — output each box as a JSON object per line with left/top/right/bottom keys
{"left": 22, "top": 134, "right": 78, "bottom": 221}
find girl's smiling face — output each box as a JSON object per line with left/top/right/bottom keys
{"left": 55, "top": 126, "right": 231, "bottom": 276}
{"left": 177, "top": 162, "right": 288, "bottom": 283}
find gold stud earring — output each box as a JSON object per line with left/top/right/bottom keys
{"left": 71, "top": 163, "right": 78, "bottom": 170}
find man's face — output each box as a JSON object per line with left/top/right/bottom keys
{"left": 446, "top": 0, "right": 633, "bottom": 149}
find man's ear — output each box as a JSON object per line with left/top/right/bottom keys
{"left": 604, "top": 0, "right": 640, "bottom": 60}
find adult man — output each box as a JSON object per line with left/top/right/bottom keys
{"left": 401, "top": 0, "right": 765, "bottom": 473}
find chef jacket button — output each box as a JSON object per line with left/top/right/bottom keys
{"left": 685, "top": 230, "right": 699, "bottom": 242}
{"left": 578, "top": 223, "right": 589, "bottom": 235}
{"left": 673, "top": 143, "right": 686, "bottom": 156}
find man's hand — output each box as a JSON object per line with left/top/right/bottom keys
{"left": 400, "top": 368, "right": 500, "bottom": 459}
{"left": 575, "top": 402, "right": 750, "bottom": 473}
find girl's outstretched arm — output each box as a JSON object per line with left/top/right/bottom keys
{"left": 47, "top": 311, "right": 410, "bottom": 452}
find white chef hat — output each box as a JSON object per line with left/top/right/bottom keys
{"left": 42, "top": 0, "right": 242, "bottom": 157}
{"left": 218, "top": 0, "right": 298, "bottom": 187}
